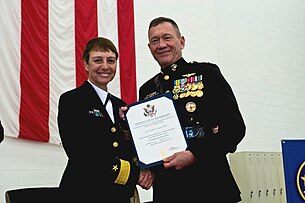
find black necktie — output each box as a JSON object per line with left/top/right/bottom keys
{"left": 104, "top": 93, "right": 114, "bottom": 122}
{"left": 104, "top": 93, "right": 111, "bottom": 107}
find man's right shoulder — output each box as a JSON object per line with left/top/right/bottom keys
{"left": 139, "top": 73, "right": 160, "bottom": 100}
{"left": 140, "top": 73, "right": 159, "bottom": 88}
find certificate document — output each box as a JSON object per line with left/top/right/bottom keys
{"left": 125, "top": 93, "right": 187, "bottom": 169}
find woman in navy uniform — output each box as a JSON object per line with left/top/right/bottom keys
{"left": 57, "top": 37, "right": 141, "bottom": 202}
{"left": 139, "top": 17, "right": 246, "bottom": 203}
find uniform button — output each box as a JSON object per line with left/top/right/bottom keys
{"left": 113, "top": 142, "right": 118, "bottom": 147}
{"left": 111, "top": 127, "right": 116, "bottom": 133}
{"left": 164, "top": 75, "right": 169, "bottom": 80}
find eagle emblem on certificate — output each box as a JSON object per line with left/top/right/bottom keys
{"left": 143, "top": 104, "right": 157, "bottom": 117}
{"left": 125, "top": 92, "right": 188, "bottom": 169}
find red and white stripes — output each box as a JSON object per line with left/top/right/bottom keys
{"left": 0, "top": 0, "right": 136, "bottom": 144}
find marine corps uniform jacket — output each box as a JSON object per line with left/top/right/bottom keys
{"left": 139, "top": 58, "right": 246, "bottom": 203}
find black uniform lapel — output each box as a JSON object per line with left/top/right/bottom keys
{"left": 154, "top": 73, "right": 164, "bottom": 94}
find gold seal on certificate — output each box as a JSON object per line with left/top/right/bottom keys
{"left": 125, "top": 92, "right": 188, "bottom": 169}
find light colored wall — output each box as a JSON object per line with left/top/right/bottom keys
{"left": 134, "top": 0, "right": 305, "bottom": 152}
{"left": 0, "top": 137, "right": 152, "bottom": 203}
{"left": 1, "top": 1, "right": 305, "bottom": 203}
{"left": 0, "top": 137, "right": 67, "bottom": 203}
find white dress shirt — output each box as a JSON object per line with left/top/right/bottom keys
{"left": 88, "top": 80, "right": 114, "bottom": 123}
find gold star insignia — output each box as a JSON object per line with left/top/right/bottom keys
{"left": 112, "top": 165, "right": 118, "bottom": 172}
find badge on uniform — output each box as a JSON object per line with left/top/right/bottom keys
{"left": 144, "top": 91, "right": 159, "bottom": 99}
{"left": 88, "top": 109, "right": 104, "bottom": 117}
{"left": 185, "top": 101, "right": 196, "bottom": 112}
{"left": 185, "top": 125, "right": 205, "bottom": 139}
{"left": 172, "top": 73, "right": 204, "bottom": 100}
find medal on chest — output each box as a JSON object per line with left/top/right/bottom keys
{"left": 172, "top": 73, "right": 204, "bottom": 100}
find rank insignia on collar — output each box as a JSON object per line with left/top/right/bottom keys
{"left": 171, "top": 64, "right": 177, "bottom": 71}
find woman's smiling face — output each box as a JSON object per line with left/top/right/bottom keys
{"left": 85, "top": 50, "right": 117, "bottom": 91}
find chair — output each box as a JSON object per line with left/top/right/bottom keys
{"left": 5, "top": 187, "right": 60, "bottom": 203}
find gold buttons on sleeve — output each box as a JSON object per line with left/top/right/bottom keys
{"left": 111, "top": 127, "right": 116, "bottom": 133}
{"left": 113, "top": 142, "right": 118, "bottom": 147}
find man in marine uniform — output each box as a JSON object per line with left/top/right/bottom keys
{"left": 139, "top": 16, "right": 246, "bottom": 203}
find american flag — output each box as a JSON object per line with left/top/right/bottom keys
{"left": 0, "top": 0, "right": 137, "bottom": 144}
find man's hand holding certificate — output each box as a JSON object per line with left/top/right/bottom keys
{"left": 125, "top": 93, "right": 187, "bottom": 169}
